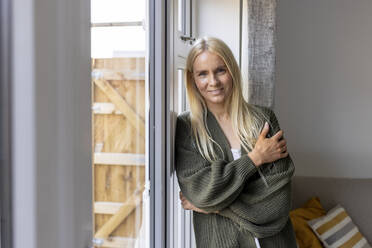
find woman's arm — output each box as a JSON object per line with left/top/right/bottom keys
{"left": 214, "top": 108, "right": 295, "bottom": 237}
{"left": 175, "top": 114, "right": 258, "bottom": 213}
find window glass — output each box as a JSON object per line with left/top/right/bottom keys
{"left": 91, "top": 1, "right": 149, "bottom": 247}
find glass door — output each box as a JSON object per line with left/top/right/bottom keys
{"left": 90, "top": 1, "right": 150, "bottom": 247}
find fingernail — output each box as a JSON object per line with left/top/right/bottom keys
{"left": 265, "top": 122, "right": 269, "bottom": 127}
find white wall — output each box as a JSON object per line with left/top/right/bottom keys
{"left": 276, "top": 0, "right": 372, "bottom": 178}
{"left": 195, "top": 0, "right": 241, "bottom": 62}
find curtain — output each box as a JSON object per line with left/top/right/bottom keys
{"left": 241, "top": 0, "right": 277, "bottom": 108}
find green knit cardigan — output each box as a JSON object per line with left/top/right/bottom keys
{"left": 175, "top": 105, "right": 297, "bottom": 248}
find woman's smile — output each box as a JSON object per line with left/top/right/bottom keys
{"left": 208, "top": 88, "right": 224, "bottom": 95}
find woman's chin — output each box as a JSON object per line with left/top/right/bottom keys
{"left": 206, "top": 96, "right": 227, "bottom": 105}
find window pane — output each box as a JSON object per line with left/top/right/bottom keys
{"left": 91, "top": 26, "right": 146, "bottom": 58}
{"left": 91, "top": 1, "right": 149, "bottom": 247}
{"left": 91, "top": 0, "right": 145, "bottom": 23}
{"left": 177, "top": 69, "right": 189, "bottom": 112}
{"left": 178, "top": 0, "right": 185, "bottom": 33}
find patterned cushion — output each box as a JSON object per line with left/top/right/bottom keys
{"left": 308, "top": 204, "right": 371, "bottom": 248}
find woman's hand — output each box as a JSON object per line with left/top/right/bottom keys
{"left": 179, "top": 191, "right": 219, "bottom": 214}
{"left": 248, "top": 122, "right": 288, "bottom": 167}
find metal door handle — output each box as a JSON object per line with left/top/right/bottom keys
{"left": 180, "top": 35, "right": 196, "bottom": 43}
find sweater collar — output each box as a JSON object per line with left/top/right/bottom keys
{"left": 206, "top": 108, "right": 247, "bottom": 162}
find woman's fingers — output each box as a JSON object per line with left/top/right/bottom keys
{"left": 269, "top": 133, "right": 289, "bottom": 162}
{"left": 180, "top": 197, "right": 187, "bottom": 206}
{"left": 278, "top": 144, "right": 287, "bottom": 153}
{"left": 180, "top": 196, "right": 211, "bottom": 214}
{"left": 179, "top": 191, "right": 190, "bottom": 209}
{"left": 253, "top": 128, "right": 289, "bottom": 164}
{"left": 282, "top": 145, "right": 287, "bottom": 152}
{"left": 280, "top": 151, "right": 289, "bottom": 158}
{"left": 180, "top": 195, "right": 186, "bottom": 201}
{"left": 195, "top": 207, "right": 209, "bottom": 214}
{"left": 179, "top": 191, "right": 186, "bottom": 201}
{"left": 259, "top": 122, "right": 270, "bottom": 139}
{"left": 275, "top": 137, "right": 287, "bottom": 153}
{"left": 278, "top": 139, "right": 286, "bottom": 147}
{"left": 182, "top": 199, "right": 193, "bottom": 210}
{"left": 180, "top": 192, "right": 202, "bottom": 210}
{"left": 272, "top": 129, "right": 284, "bottom": 141}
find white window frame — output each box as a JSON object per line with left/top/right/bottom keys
{"left": 149, "top": 0, "right": 169, "bottom": 247}
{"left": 167, "top": 0, "right": 197, "bottom": 247}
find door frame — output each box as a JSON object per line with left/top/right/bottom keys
{"left": 0, "top": 0, "right": 13, "bottom": 245}
{"left": 149, "top": 0, "right": 168, "bottom": 247}
{"left": 167, "top": 0, "right": 197, "bottom": 247}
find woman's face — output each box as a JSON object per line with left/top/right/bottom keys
{"left": 192, "top": 51, "right": 233, "bottom": 108}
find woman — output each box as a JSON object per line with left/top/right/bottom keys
{"left": 174, "top": 37, "right": 297, "bottom": 248}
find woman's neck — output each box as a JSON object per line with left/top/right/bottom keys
{"left": 207, "top": 104, "right": 230, "bottom": 121}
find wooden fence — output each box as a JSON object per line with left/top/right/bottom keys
{"left": 92, "top": 57, "right": 146, "bottom": 247}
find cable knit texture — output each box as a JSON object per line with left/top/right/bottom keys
{"left": 175, "top": 104, "right": 297, "bottom": 247}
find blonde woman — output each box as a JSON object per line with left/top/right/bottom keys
{"left": 175, "top": 37, "right": 297, "bottom": 247}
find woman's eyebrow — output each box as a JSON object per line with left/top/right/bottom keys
{"left": 215, "top": 65, "right": 227, "bottom": 69}
{"left": 195, "top": 65, "right": 226, "bottom": 74}
{"left": 213, "top": 65, "right": 227, "bottom": 71}
{"left": 194, "top": 69, "right": 207, "bottom": 74}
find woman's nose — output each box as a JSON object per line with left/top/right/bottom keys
{"left": 209, "top": 74, "right": 220, "bottom": 86}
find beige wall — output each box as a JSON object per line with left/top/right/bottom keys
{"left": 276, "top": 0, "right": 372, "bottom": 178}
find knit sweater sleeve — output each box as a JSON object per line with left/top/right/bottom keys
{"left": 217, "top": 107, "right": 296, "bottom": 236}
{"left": 174, "top": 114, "right": 258, "bottom": 213}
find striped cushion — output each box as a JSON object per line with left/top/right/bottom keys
{"left": 307, "top": 204, "right": 371, "bottom": 248}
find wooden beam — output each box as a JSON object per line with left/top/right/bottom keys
{"left": 92, "top": 102, "right": 122, "bottom": 115}
{"left": 93, "top": 79, "right": 145, "bottom": 137}
{"left": 92, "top": 69, "right": 124, "bottom": 81}
{"left": 92, "top": 68, "right": 145, "bottom": 81}
{"left": 94, "top": 202, "right": 124, "bottom": 215}
{"left": 94, "top": 188, "right": 143, "bottom": 239}
{"left": 93, "top": 236, "right": 137, "bottom": 248}
{"left": 94, "top": 152, "right": 145, "bottom": 166}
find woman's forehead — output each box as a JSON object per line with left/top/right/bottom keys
{"left": 193, "top": 51, "right": 226, "bottom": 70}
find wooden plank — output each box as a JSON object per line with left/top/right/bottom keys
{"left": 93, "top": 79, "right": 145, "bottom": 137}
{"left": 92, "top": 102, "right": 122, "bottom": 115}
{"left": 93, "top": 236, "right": 137, "bottom": 248}
{"left": 94, "top": 152, "right": 145, "bottom": 166}
{"left": 92, "top": 58, "right": 145, "bottom": 76}
{"left": 92, "top": 68, "right": 145, "bottom": 81}
{"left": 92, "top": 69, "right": 124, "bottom": 81}
{"left": 94, "top": 201, "right": 124, "bottom": 215}
{"left": 94, "top": 188, "right": 143, "bottom": 239}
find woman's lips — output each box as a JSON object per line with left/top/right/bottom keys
{"left": 209, "top": 88, "right": 223, "bottom": 95}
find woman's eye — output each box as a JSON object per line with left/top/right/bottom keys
{"left": 217, "top": 68, "right": 226, "bottom": 73}
{"left": 198, "top": 72, "right": 206, "bottom": 76}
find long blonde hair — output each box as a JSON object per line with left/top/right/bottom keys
{"left": 185, "top": 36, "right": 270, "bottom": 162}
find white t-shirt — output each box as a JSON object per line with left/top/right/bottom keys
{"left": 230, "top": 148, "right": 261, "bottom": 248}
